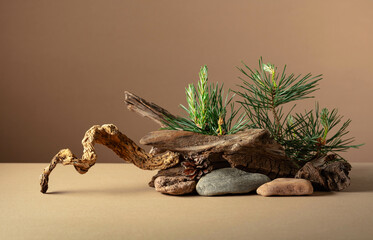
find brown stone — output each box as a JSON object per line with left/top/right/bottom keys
{"left": 154, "top": 176, "right": 196, "bottom": 195}
{"left": 149, "top": 165, "right": 184, "bottom": 187}
{"left": 256, "top": 178, "right": 313, "bottom": 197}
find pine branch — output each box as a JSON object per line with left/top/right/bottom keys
{"left": 236, "top": 57, "right": 362, "bottom": 163}
{"left": 162, "top": 66, "right": 247, "bottom": 135}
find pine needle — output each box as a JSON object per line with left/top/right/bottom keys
{"left": 235, "top": 57, "right": 362, "bottom": 163}
{"left": 162, "top": 66, "right": 247, "bottom": 135}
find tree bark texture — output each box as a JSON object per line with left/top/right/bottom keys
{"left": 140, "top": 129, "right": 299, "bottom": 179}
{"left": 124, "top": 91, "right": 176, "bottom": 128}
{"left": 295, "top": 154, "right": 352, "bottom": 191}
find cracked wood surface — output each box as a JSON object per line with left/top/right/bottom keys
{"left": 296, "top": 154, "right": 352, "bottom": 191}
{"left": 140, "top": 129, "right": 299, "bottom": 179}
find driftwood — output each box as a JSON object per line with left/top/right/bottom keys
{"left": 124, "top": 91, "right": 176, "bottom": 128}
{"left": 295, "top": 155, "right": 352, "bottom": 191}
{"left": 148, "top": 158, "right": 231, "bottom": 188}
{"left": 140, "top": 129, "right": 299, "bottom": 179}
{"left": 40, "top": 124, "right": 179, "bottom": 193}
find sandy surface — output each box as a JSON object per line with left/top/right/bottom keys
{"left": 0, "top": 163, "right": 372, "bottom": 240}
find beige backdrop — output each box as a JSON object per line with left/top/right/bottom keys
{"left": 0, "top": 0, "right": 372, "bottom": 163}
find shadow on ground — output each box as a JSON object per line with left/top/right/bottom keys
{"left": 45, "top": 185, "right": 153, "bottom": 195}
{"left": 344, "top": 164, "right": 373, "bottom": 192}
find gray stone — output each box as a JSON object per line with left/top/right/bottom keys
{"left": 196, "top": 168, "right": 271, "bottom": 196}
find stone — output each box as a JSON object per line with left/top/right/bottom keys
{"left": 196, "top": 168, "right": 270, "bottom": 196}
{"left": 257, "top": 178, "right": 313, "bottom": 196}
{"left": 154, "top": 176, "right": 196, "bottom": 195}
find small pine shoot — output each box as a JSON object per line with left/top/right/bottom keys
{"left": 162, "top": 66, "right": 247, "bottom": 135}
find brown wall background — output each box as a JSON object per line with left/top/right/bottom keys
{"left": 1, "top": 0, "right": 372, "bottom": 163}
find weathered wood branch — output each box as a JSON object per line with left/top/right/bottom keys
{"left": 295, "top": 154, "right": 352, "bottom": 191}
{"left": 140, "top": 129, "right": 283, "bottom": 153}
{"left": 124, "top": 91, "right": 176, "bottom": 128}
{"left": 40, "top": 124, "right": 179, "bottom": 193}
{"left": 141, "top": 129, "right": 299, "bottom": 179}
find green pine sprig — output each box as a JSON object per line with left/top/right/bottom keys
{"left": 162, "top": 65, "right": 247, "bottom": 135}
{"left": 283, "top": 103, "right": 363, "bottom": 162}
{"left": 236, "top": 57, "right": 362, "bottom": 163}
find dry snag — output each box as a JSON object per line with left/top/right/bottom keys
{"left": 40, "top": 91, "right": 352, "bottom": 194}
{"left": 40, "top": 124, "right": 179, "bottom": 193}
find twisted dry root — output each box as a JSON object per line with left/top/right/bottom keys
{"left": 40, "top": 124, "right": 179, "bottom": 193}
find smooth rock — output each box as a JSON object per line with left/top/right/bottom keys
{"left": 257, "top": 178, "right": 313, "bottom": 196}
{"left": 154, "top": 176, "right": 196, "bottom": 195}
{"left": 196, "top": 168, "right": 270, "bottom": 196}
